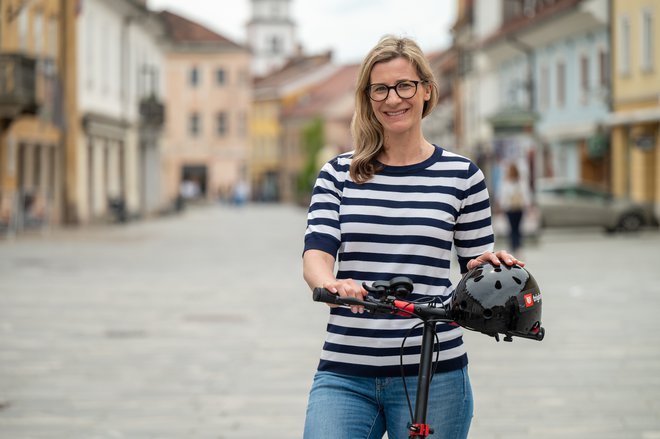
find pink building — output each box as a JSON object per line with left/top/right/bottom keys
{"left": 159, "top": 11, "right": 252, "bottom": 205}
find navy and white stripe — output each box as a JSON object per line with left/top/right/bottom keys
{"left": 304, "top": 145, "right": 494, "bottom": 377}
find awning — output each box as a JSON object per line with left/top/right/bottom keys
{"left": 605, "top": 107, "right": 660, "bottom": 126}
{"left": 488, "top": 106, "right": 539, "bottom": 133}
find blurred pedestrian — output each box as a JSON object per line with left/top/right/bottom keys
{"left": 498, "top": 163, "right": 531, "bottom": 254}
{"left": 232, "top": 178, "right": 249, "bottom": 206}
{"left": 301, "top": 34, "right": 523, "bottom": 439}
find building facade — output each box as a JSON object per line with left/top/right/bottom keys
{"left": 454, "top": 0, "right": 502, "bottom": 170}
{"left": 250, "top": 52, "right": 337, "bottom": 203}
{"left": 458, "top": 0, "right": 612, "bottom": 200}
{"left": 609, "top": 0, "right": 660, "bottom": 218}
{"left": 482, "top": 0, "right": 610, "bottom": 190}
{"left": 531, "top": 3, "right": 610, "bottom": 185}
{"left": 0, "top": 0, "right": 63, "bottom": 235}
{"left": 159, "top": 11, "right": 252, "bottom": 205}
{"left": 74, "top": 0, "right": 166, "bottom": 223}
{"left": 422, "top": 48, "right": 459, "bottom": 153}
{"left": 281, "top": 63, "right": 358, "bottom": 204}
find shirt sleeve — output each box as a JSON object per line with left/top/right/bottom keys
{"left": 453, "top": 162, "right": 495, "bottom": 274}
{"left": 303, "top": 156, "right": 347, "bottom": 258}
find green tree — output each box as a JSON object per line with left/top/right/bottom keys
{"left": 297, "top": 118, "right": 324, "bottom": 202}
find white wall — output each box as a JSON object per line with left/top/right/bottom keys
{"left": 75, "top": 0, "right": 167, "bottom": 220}
{"left": 77, "top": 0, "right": 124, "bottom": 118}
{"left": 78, "top": 0, "right": 166, "bottom": 122}
{"left": 475, "top": 0, "right": 502, "bottom": 39}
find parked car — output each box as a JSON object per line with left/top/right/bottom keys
{"left": 535, "top": 180, "right": 658, "bottom": 232}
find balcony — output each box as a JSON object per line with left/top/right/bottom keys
{"left": 0, "top": 53, "right": 38, "bottom": 121}
{"left": 139, "top": 95, "right": 165, "bottom": 128}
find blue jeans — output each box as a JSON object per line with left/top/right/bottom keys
{"left": 303, "top": 367, "right": 473, "bottom": 439}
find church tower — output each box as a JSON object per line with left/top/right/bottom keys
{"left": 247, "top": 0, "right": 298, "bottom": 77}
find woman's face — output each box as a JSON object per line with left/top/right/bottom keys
{"left": 368, "top": 57, "right": 431, "bottom": 137}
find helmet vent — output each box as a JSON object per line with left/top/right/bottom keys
{"left": 474, "top": 275, "right": 484, "bottom": 282}
{"left": 494, "top": 267, "right": 502, "bottom": 272}
{"left": 495, "top": 280, "right": 502, "bottom": 289}
{"left": 512, "top": 276, "right": 522, "bottom": 285}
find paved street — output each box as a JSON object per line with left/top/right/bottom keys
{"left": 1, "top": 204, "right": 659, "bottom": 439}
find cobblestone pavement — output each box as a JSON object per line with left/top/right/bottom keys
{"left": 1, "top": 204, "right": 659, "bottom": 439}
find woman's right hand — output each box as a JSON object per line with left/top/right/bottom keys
{"left": 322, "top": 278, "right": 367, "bottom": 314}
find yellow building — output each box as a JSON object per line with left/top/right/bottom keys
{"left": 610, "top": 0, "right": 660, "bottom": 218}
{"left": 250, "top": 53, "right": 336, "bottom": 202}
{"left": 251, "top": 89, "right": 282, "bottom": 202}
{"left": 0, "top": 0, "right": 63, "bottom": 234}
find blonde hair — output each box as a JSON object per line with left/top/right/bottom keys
{"left": 350, "top": 35, "right": 438, "bottom": 183}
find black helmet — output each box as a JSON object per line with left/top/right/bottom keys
{"left": 451, "top": 263, "right": 545, "bottom": 342}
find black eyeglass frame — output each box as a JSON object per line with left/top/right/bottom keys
{"left": 366, "top": 80, "right": 426, "bottom": 102}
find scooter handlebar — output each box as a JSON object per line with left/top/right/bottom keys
{"left": 312, "top": 287, "right": 452, "bottom": 321}
{"left": 312, "top": 287, "right": 341, "bottom": 305}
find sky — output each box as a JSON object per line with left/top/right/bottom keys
{"left": 147, "top": 0, "right": 457, "bottom": 64}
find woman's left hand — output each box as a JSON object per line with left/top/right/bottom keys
{"left": 467, "top": 250, "right": 525, "bottom": 271}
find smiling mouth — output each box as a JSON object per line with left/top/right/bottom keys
{"left": 385, "top": 109, "right": 408, "bottom": 117}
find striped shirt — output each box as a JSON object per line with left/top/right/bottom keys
{"left": 304, "top": 145, "right": 495, "bottom": 377}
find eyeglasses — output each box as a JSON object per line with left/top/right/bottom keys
{"left": 366, "top": 80, "right": 424, "bottom": 102}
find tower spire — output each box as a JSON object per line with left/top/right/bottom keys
{"left": 246, "top": 0, "right": 298, "bottom": 76}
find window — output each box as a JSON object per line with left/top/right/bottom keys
{"left": 269, "top": 36, "right": 282, "bottom": 54}
{"left": 539, "top": 64, "right": 549, "bottom": 110}
{"left": 216, "top": 112, "right": 227, "bottom": 136}
{"left": 101, "top": 21, "right": 109, "bottom": 93}
{"left": 618, "top": 15, "right": 631, "bottom": 75}
{"left": 18, "top": 7, "right": 28, "bottom": 50}
{"left": 34, "top": 11, "right": 44, "bottom": 54}
{"left": 641, "top": 9, "right": 654, "bottom": 72}
{"left": 190, "top": 67, "right": 200, "bottom": 87}
{"left": 189, "top": 113, "right": 201, "bottom": 137}
{"left": 216, "top": 68, "right": 226, "bottom": 85}
{"left": 580, "top": 55, "right": 589, "bottom": 105}
{"left": 48, "top": 16, "right": 58, "bottom": 58}
{"left": 556, "top": 60, "right": 566, "bottom": 108}
{"left": 598, "top": 49, "right": 609, "bottom": 87}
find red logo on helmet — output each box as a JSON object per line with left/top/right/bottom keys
{"left": 524, "top": 293, "right": 534, "bottom": 308}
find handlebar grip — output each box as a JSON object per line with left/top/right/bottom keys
{"left": 312, "top": 287, "right": 341, "bottom": 305}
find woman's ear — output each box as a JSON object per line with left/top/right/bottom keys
{"left": 423, "top": 83, "right": 432, "bottom": 101}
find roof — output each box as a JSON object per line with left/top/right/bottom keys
{"left": 252, "top": 51, "right": 339, "bottom": 102}
{"left": 159, "top": 10, "right": 244, "bottom": 48}
{"left": 254, "top": 51, "right": 334, "bottom": 88}
{"left": 284, "top": 63, "right": 360, "bottom": 119}
{"left": 480, "top": 0, "right": 582, "bottom": 48}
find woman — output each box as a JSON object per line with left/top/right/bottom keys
{"left": 302, "top": 35, "right": 522, "bottom": 439}
{"left": 498, "top": 163, "right": 531, "bottom": 254}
